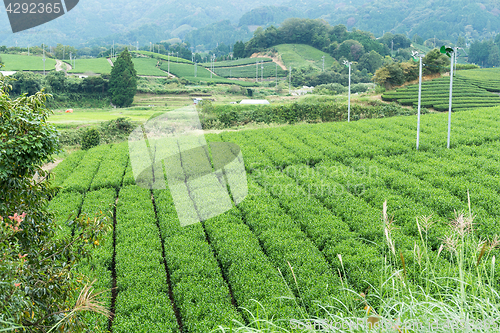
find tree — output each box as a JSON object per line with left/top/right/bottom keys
{"left": 45, "top": 71, "right": 67, "bottom": 93}
{"left": 334, "top": 40, "right": 365, "bottom": 61}
{"left": 422, "top": 48, "right": 450, "bottom": 74}
{"left": 233, "top": 41, "right": 245, "bottom": 58}
{"left": 0, "top": 77, "right": 110, "bottom": 331}
{"left": 358, "top": 50, "right": 384, "bottom": 74}
{"left": 372, "top": 61, "right": 405, "bottom": 90}
{"left": 108, "top": 48, "right": 137, "bottom": 107}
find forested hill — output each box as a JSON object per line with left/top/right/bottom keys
{"left": 0, "top": 0, "right": 497, "bottom": 49}
{"left": 237, "top": 1, "right": 499, "bottom": 44}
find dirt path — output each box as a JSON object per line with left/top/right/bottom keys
{"left": 250, "top": 52, "right": 287, "bottom": 70}
{"left": 55, "top": 60, "right": 71, "bottom": 71}
{"left": 42, "top": 159, "right": 63, "bottom": 172}
{"left": 107, "top": 58, "right": 114, "bottom": 66}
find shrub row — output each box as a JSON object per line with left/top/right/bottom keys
{"left": 237, "top": 178, "right": 341, "bottom": 312}
{"left": 377, "top": 154, "right": 500, "bottom": 237}
{"left": 90, "top": 142, "right": 129, "bottom": 190}
{"left": 60, "top": 145, "right": 111, "bottom": 193}
{"left": 200, "top": 101, "right": 418, "bottom": 129}
{"left": 249, "top": 168, "right": 386, "bottom": 296}
{"left": 113, "top": 185, "right": 178, "bottom": 332}
{"left": 219, "top": 131, "right": 273, "bottom": 171}
{"left": 434, "top": 103, "right": 500, "bottom": 111}
{"left": 50, "top": 149, "right": 86, "bottom": 189}
{"left": 47, "top": 191, "right": 83, "bottom": 240}
{"left": 152, "top": 189, "right": 242, "bottom": 332}
{"left": 204, "top": 208, "right": 303, "bottom": 321}
{"left": 76, "top": 188, "right": 117, "bottom": 332}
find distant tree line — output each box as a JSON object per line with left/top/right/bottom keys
{"left": 467, "top": 34, "right": 500, "bottom": 68}
{"left": 234, "top": 18, "right": 412, "bottom": 62}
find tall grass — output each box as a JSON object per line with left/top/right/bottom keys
{"left": 215, "top": 193, "right": 500, "bottom": 332}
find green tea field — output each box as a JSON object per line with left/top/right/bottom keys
{"left": 0, "top": 53, "right": 57, "bottom": 71}
{"left": 382, "top": 76, "right": 500, "bottom": 111}
{"left": 48, "top": 105, "right": 500, "bottom": 332}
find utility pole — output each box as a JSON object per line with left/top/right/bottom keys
{"left": 322, "top": 55, "right": 325, "bottom": 71}
{"left": 137, "top": 41, "right": 139, "bottom": 51}
{"left": 42, "top": 43, "right": 46, "bottom": 75}
{"left": 412, "top": 51, "right": 425, "bottom": 150}
{"left": 447, "top": 47, "right": 456, "bottom": 149}
{"left": 150, "top": 42, "right": 152, "bottom": 52}
{"left": 343, "top": 60, "right": 352, "bottom": 122}
{"left": 288, "top": 66, "right": 291, "bottom": 94}
{"left": 261, "top": 60, "right": 263, "bottom": 82}
{"left": 256, "top": 60, "right": 258, "bottom": 82}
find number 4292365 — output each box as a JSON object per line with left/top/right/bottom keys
{"left": 5, "top": 2, "right": 61, "bottom": 14}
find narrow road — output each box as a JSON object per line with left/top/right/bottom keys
{"left": 107, "top": 58, "right": 114, "bottom": 66}
{"left": 55, "top": 59, "right": 72, "bottom": 71}
{"left": 250, "top": 53, "right": 287, "bottom": 70}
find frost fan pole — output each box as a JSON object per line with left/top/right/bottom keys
{"left": 441, "top": 46, "right": 456, "bottom": 149}
{"left": 412, "top": 51, "right": 425, "bottom": 150}
{"left": 343, "top": 60, "right": 352, "bottom": 122}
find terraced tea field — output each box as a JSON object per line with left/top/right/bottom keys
{"left": 214, "top": 61, "right": 287, "bottom": 78}
{"left": 49, "top": 106, "right": 500, "bottom": 332}
{"left": 382, "top": 76, "right": 500, "bottom": 111}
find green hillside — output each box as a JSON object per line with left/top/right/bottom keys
{"left": 66, "top": 58, "right": 112, "bottom": 74}
{"left": 0, "top": 53, "right": 57, "bottom": 71}
{"left": 274, "top": 44, "right": 336, "bottom": 71}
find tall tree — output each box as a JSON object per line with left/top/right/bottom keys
{"left": 108, "top": 48, "right": 137, "bottom": 107}
{"left": 233, "top": 41, "right": 245, "bottom": 58}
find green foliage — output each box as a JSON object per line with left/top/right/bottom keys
{"left": 81, "top": 128, "right": 100, "bottom": 150}
{"left": 313, "top": 82, "right": 347, "bottom": 95}
{"left": 423, "top": 48, "right": 451, "bottom": 74}
{"left": 233, "top": 41, "right": 245, "bottom": 58}
{"left": 108, "top": 48, "right": 137, "bottom": 107}
{"left": 98, "top": 117, "right": 135, "bottom": 144}
{"left": 0, "top": 77, "right": 111, "bottom": 332}
{"left": 200, "top": 100, "right": 418, "bottom": 129}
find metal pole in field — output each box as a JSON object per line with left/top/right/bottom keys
{"left": 447, "top": 48, "right": 456, "bottom": 149}
{"left": 344, "top": 60, "right": 351, "bottom": 122}
{"left": 322, "top": 55, "right": 325, "bottom": 71}
{"left": 412, "top": 51, "right": 424, "bottom": 150}
{"left": 261, "top": 60, "right": 263, "bottom": 82}
{"left": 42, "top": 43, "right": 45, "bottom": 75}
{"left": 348, "top": 63, "right": 351, "bottom": 122}
{"left": 256, "top": 60, "right": 258, "bottom": 82}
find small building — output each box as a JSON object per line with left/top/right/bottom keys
{"left": 239, "top": 99, "right": 270, "bottom": 105}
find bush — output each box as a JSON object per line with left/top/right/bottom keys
{"left": 99, "top": 117, "right": 135, "bottom": 144}
{"left": 81, "top": 128, "right": 100, "bottom": 150}
{"left": 313, "top": 83, "right": 347, "bottom": 95}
